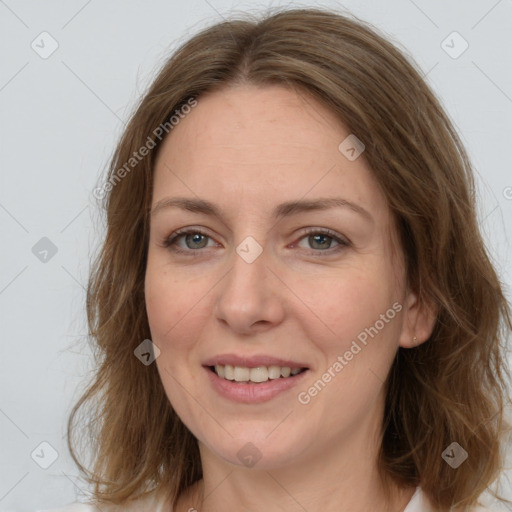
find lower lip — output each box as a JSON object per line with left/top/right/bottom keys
{"left": 204, "top": 366, "right": 309, "bottom": 404}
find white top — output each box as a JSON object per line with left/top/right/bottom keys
{"left": 36, "top": 488, "right": 166, "bottom": 512}
{"left": 403, "top": 487, "right": 490, "bottom": 512}
{"left": 36, "top": 486, "right": 493, "bottom": 512}
{"left": 404, "top": 487, "right": 436, "bottom": 512}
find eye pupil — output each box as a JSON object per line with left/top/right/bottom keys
{"left": 169, "top": 229, "right": 343, "bottom": 254}
{"left": 310, "top": 234, "right": 331, "bottom": 250}
{"left": 186, "top": 233, "right": 208, "bottom": 249}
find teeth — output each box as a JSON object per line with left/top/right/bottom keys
{"left": 213, "top": 364, "right": 305, "bottom": 383}
{"left": 249, "top": 366, "right": 268, "bottom": 382}
{"left": 268, "top": 365, "right": 281, "bottom": 379}
{"left": 224, "top": 364, "right": 234, "bottom": 380}
{"left": 234, "top": 366, "right": 250, "bottom": 382}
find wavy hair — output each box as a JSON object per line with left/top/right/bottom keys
{"left": 68, "top": 7, "right": 512, "bottom": 511}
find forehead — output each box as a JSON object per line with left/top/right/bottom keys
{"left": 152, "top": 84, "right": 388, "bottom": 223}
{"left": 156, "top": 84, "right": 346, "bottom": 170}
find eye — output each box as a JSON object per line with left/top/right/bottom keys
{"left": 163, "top": 228, "right": 217, "bottom": 254}
{"left": 161, "top": 227, "right": 350, "bottom": 257}
{"left": 295, "top": 228, "right": 349, "bottom": 254}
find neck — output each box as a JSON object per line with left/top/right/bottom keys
{"left": 174, "top": 398, "right": 415, "bottom": 512}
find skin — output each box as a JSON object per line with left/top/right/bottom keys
{"left": 144, "top": 84, "right": 436, "bottom": 512}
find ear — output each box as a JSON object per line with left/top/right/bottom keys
{"left": 398, "top": 289, "right": 437, "bottom": 349}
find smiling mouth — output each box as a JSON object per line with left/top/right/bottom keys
{"left": 209, "top": 364, "right": 308, "bottom": 383}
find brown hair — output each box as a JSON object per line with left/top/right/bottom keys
{"left": 68, "top": 7, "right": 512, "bottom": 511}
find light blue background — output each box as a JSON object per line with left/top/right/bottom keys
{"left": 1, "top": 0, "right": 511, "bottom": 510}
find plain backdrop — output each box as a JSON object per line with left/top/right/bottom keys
{"left": 1, "top": 0, "right": 511, "bottom": 510}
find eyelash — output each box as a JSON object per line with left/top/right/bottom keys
{"left": 162, "top": 227, "right": 350, "bottom": 257}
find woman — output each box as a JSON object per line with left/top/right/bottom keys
{"left": 50, "top": 7, "right": 511, "bottom": 512}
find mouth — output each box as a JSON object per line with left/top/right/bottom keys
{"left": 202, "top": 355, "right": 310, "bottom": 403}
{"left": 208, "top": 364, "right": 308, "bottom": 383}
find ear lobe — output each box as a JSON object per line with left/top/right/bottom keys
{"left": 399, "top": 290, "right": 437, "bottom": 349}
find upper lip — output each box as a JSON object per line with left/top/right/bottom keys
{"left": 203, "top": 354, "right": 309, "bottom": 369}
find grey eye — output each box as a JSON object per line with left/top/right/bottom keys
{"left": 183, "top": 233, "right": 210, "bottom": 249}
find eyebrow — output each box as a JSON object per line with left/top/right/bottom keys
{"left": 150, "top": 196, "right": 373, "bottom": 222}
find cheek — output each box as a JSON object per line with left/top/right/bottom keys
{"left": 145, "top": 266, "right": 207, "bottom": 412}
{"left": 293, "top": 268, "right": 401, "bottom": 432}
{"left": 144, "top": 263, "right": 204, "bottom": 351}
{"left": 292, "top": 262, "right": 400, "bottom": 355}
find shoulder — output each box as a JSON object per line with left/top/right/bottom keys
{"left": 404, "top": 487, "right": 500, "bottom": 512}
{"left": 464, "top": 506, "right": 502, "bottom": 512}
{"left": 36, "top": 505, "right": 98, "bottom": 512}
{"left": 37, "top": 489, "right": 170, "bottom": 512}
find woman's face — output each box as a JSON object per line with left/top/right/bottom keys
{"left": 145, "top": 84, "right": 425, "bottom": 469}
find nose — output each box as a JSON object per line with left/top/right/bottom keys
{"left": 214, "top": 242, "right": 285, "bottom": 336}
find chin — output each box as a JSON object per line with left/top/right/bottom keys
{"left": 195, "top": 426, "right": 311, "bottom": 470}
